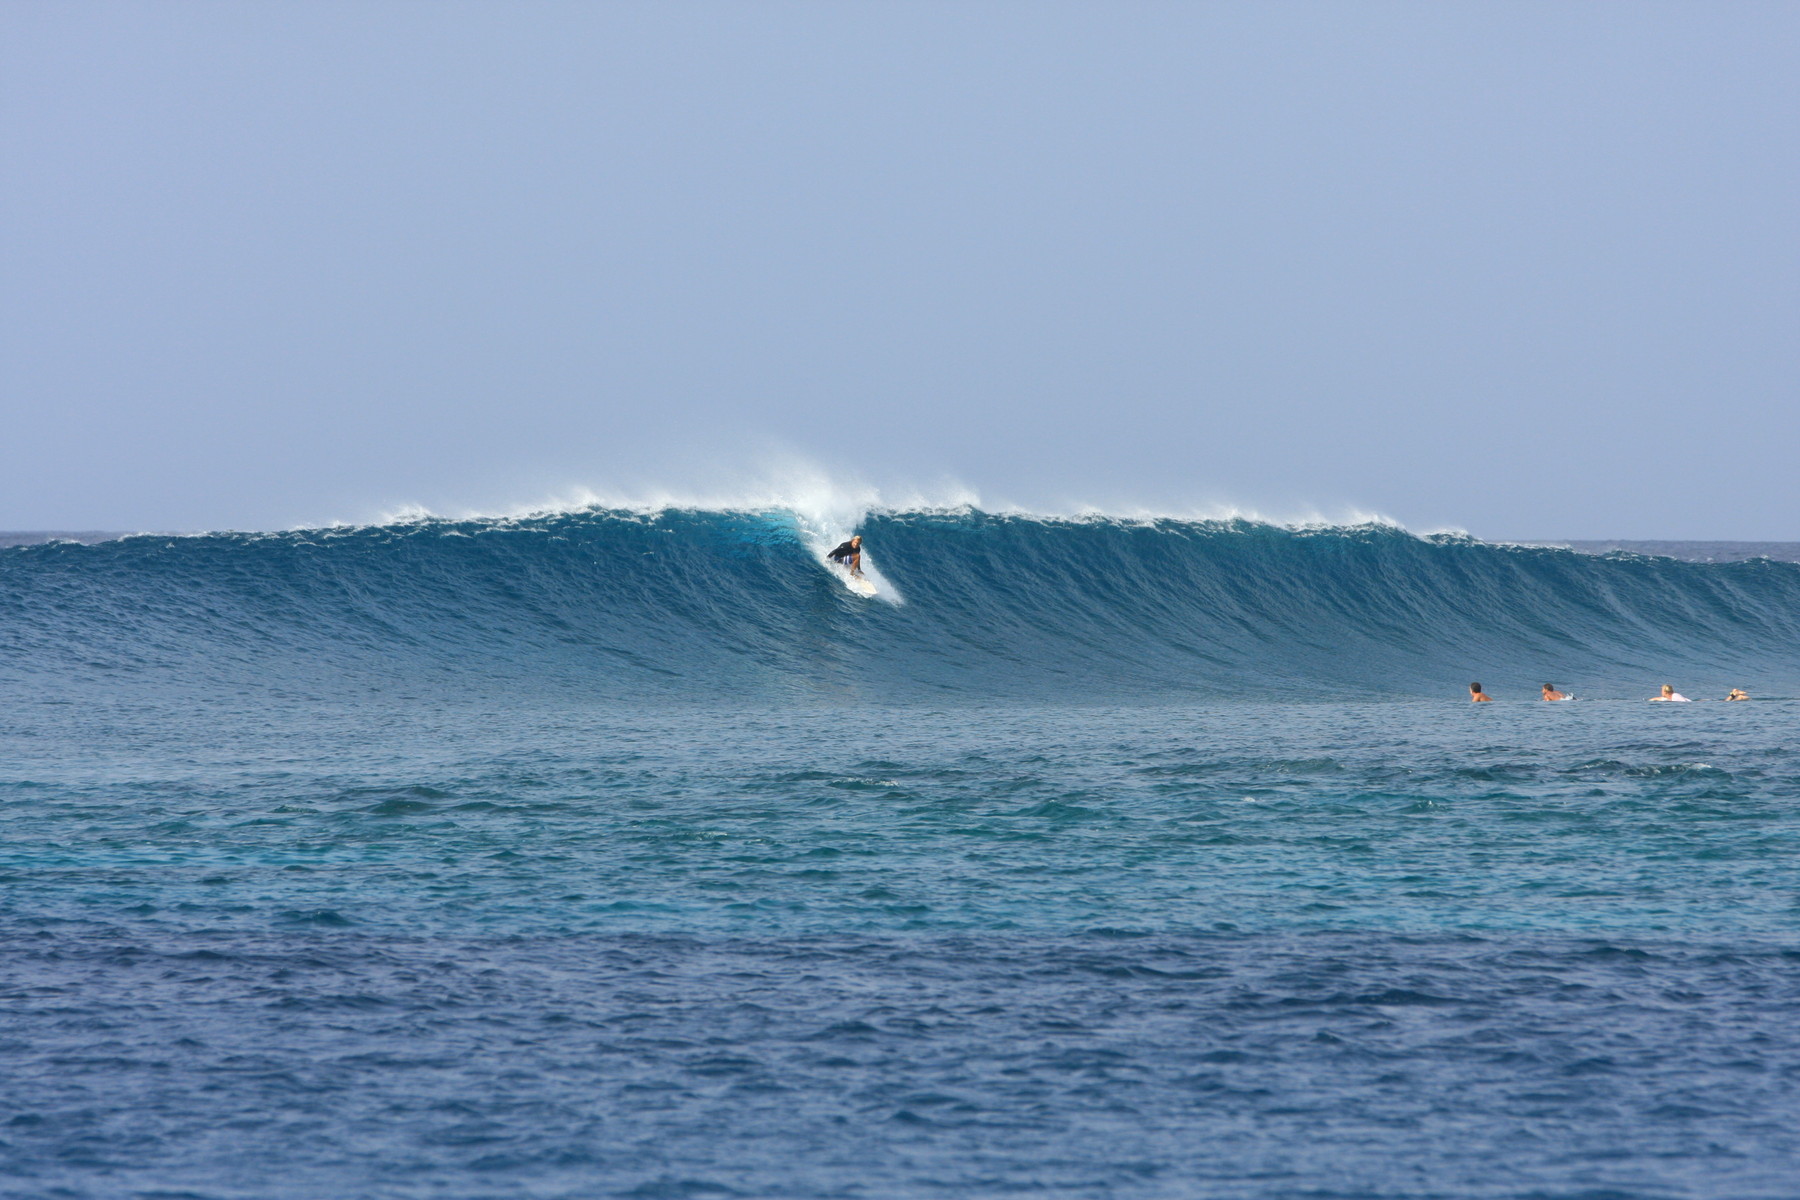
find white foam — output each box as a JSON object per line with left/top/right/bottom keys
{"left": 298, "top": 454, "right": 1429, "bottom": 561}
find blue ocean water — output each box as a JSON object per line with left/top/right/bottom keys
{"left": 3, "top": 510, "right": 1799, "bottom": 1199}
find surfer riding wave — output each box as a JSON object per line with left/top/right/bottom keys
{"left": 828, "top": 535, "right": 864, "bottom": 578}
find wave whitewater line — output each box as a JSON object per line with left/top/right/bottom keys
{"left": 5, "top": 507, "right": 1800, "bottom": 701}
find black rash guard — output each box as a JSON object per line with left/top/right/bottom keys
{"left": 828, "top": 540, "right": 860, "bottom": 563}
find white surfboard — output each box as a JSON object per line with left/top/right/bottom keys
{"left": 830, "top": 563, "right": 877, "bottom": 596}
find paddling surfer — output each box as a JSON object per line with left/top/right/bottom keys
{"left": 828, "top": 535, "right": 864, "bottom": 578}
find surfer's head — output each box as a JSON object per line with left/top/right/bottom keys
{"left": 1661, "top": 684, "right": 1674, "bottom": 698}
{"left": 850, "top": 535, "right": 861, "bottom": 548}
{"left": 1469, "top": 682, "right": 1482, "bottom": 693}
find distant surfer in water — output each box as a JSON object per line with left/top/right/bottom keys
{"left": 828, "top": 535, "right": 864, "bottom": 578}
{"left": 1469, "top": 682, "right": 1493, "bottom": 703}
{"left": 1541, "top": 683, "right": 1568, "bottom": 701}
{"left": 1650, "top": 684, "right": 1691, "bottom": 702}
{"left": 1726, "top": 688, "right": 1750, "bottom": 701}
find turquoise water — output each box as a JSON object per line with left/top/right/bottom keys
{"left": 3, "top": 513, "right": 1799, "bottom": 1197}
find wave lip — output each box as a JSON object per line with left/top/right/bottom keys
{"left": 4, "top": 507, "right": 1798, "bottom": 702}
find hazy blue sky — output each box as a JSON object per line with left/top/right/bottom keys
{"left": 4, "top": 1, "right": 1797, "bottom": 536}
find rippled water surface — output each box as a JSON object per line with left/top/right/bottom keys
{"left": 4, "top": 696, "right": 1798, "bottom": 1198}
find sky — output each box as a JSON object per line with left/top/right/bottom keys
{"left": 3, "top": 1, "right": 1797, "bottom": 538}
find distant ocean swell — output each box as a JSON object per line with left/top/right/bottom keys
{"left": 5, "top": 508, "right": 1799, "bottom": 700}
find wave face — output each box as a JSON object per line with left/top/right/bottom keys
{"left": 5, "top": 509, "right": 1800, "bottom": 702}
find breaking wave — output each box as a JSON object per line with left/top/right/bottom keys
{"left": 5, "top": 507, "right": 1799, "bottom": 702}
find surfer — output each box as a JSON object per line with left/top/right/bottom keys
{"left": 828, "top": 535, "right": 864, "bottom": 577}
{"left": 1726, "top": 688, "right": 1750, "bottom": 701}
{"left": 1649, "top": 684, "right": 1691, "bottom": 702}
{"left": 1541, "top": 684, "right": 1568, "bottom": 701}
{"left": 1469, "top": 682, "right": 1493, "bottom": 703}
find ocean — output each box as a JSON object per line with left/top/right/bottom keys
{"left": 3, "top": 509, "right": 1798, "bottom": 1199}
